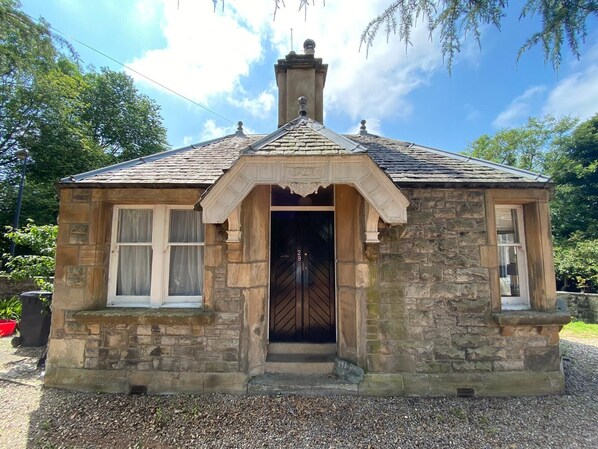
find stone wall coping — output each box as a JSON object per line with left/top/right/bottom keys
{"left": 73, "top": 308, "right": 215, "bottom": 326}
{"left": 557, "top": 291, "right": 598, "bottom": 298}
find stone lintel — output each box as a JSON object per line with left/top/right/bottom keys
{"left": 73, "top": 308, "right": 215, "bottom": 326}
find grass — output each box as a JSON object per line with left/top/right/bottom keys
{"left": 560, "top": 321, "right": 598, "bottom": 339}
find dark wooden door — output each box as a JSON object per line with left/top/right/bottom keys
{"left": 270, "top": 211, "right": 335, "bottom": 342}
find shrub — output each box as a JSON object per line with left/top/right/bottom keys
{"left": 2, "top": 220, "right": 57, "bottom": 292}
{"left": 554, "top": 239, "right": 598, "bottom": 292}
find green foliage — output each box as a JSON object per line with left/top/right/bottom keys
{"left": 357, "top": 0, "right": 597, "bottom": 71}
{"left": 550, "top": 113, "right": 598, "bottom": 241}
{"left": 0, "top": 0, "right": 169, "bottom": 229}
{"left": 554, "top": 239, "right": 598, "bottom": 292}
{"left": 464, "top": 115, "right": 578, "bottom": 173}
{"left": 0, "top": 296, "right": 21, "bottom": 320}
{"left": 2, "top": 220, "right": 57, "bottom": 291}
{"left": 82, "top": 69, "right": 169, "bottom": 162}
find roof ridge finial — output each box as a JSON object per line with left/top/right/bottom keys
{"left": 298, "top": 96, "right": 307, "bottom": 117}
{"left": 359, "top": 119, "right": 367, "bottom": 136}
{"left": 235, "top": 121, "right": 245, "bottom": 136}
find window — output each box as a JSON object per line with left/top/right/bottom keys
{"left": 495, "top": 205, "right": 529, "bottom": 310}
{"left": 108, "top": 206, "right": 204, "bottom": 308}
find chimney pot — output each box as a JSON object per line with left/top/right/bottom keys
{"left": 303, "top": 39, "right": 315, "bottom": 55}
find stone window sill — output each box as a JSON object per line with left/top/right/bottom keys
{"left": 492, "top": 298, "right": 571, "bottom": 327}
{"left": 73, "top": 308, "right": 215, "bottom": 326}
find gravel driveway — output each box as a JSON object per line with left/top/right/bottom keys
{"left": 1, "top": 336, "right": 597, "bottom": 449}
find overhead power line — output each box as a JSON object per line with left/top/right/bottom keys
{"left": 23, "top": 12, "right": 236, "bottom": 125}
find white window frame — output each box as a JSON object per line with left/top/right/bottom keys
{"left": 108, "top": 205, "right": 204, "bottom": 308}
{"left": 495, "top": 205, "right": 530, "bottom": 310}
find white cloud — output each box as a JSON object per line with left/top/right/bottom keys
{"left": 199, "top": 120, "right": 236, "bottom": 141}
{"left": 492, "top": 85, "right": 547, "bottom": 128}
{"left": 264, "top": 1, "right": 443, "bottom": 122}
{"left": 227, "top": 87, "right": 276, "bottom": 118}
{"left": 184, "top": 119, "right": 257, "bottom": 144}
{"left": 542, "top": 64, "right": 598, "bottom": 120}
{"left": 127, "top": 0, "right": 443, "bottom": 124}
{"left": 127, "top": 0, "right": 265, "bottom": 103}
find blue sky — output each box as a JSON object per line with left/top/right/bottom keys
{"left": 20, "top": 0, "right": 598, "bottom": 153}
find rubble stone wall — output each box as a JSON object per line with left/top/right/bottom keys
{"left": 365, "top": 188, "right": 561, "bottom": 379}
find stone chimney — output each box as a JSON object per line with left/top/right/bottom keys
{"left": 274, "top": 39, "right": 328, "bottom": 127}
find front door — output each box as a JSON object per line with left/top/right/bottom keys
{"left": 269, "top": 211, "right": 335, "bottom": 342}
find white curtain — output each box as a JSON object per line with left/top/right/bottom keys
{"left": 116, "top": 209, "right": 153, "bottom": 296}
{"left": 168, "top": 210, "right": 203, "bottom": 296}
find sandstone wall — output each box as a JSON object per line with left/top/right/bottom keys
{"left": 365, "top": 188, "right": 561, "bottom": 379}
{"left": 46, "top": 187, "right": 246, "bottom": 393}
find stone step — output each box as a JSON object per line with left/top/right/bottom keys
{"left": 268, "top": 343, "right": 336, "bottom": 355}
{"left": 248, "top": 373, "right": 359, "bottom": 396}
{"left": 265, "top": 353, "right": 335, "bottom": 375}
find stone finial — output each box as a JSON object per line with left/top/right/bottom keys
{"left": 303, "top": 39, "right": 315, "bottom": 55}
{"left": 359, "top": 119, "right": 367, "bottom": 136}
{"left": 298, "top": 96, "right": 307, "bottom": 116}
{"left": 235, "top": 121, "right": 245, "bottom": 136}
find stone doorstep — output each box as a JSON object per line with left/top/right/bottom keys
{"left": 268, "top": 342, "right": 336, "bottom": 355}
{"left": 265, "top": 353, "right": 335, "bottom": 375}
{"left": 248, "top": 373, "right": 359, "bottom": 396}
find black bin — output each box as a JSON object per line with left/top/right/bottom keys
{"left": 15, "top": 291, "right": 52, "bottom": 347}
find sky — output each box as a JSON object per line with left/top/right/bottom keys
{"left": 19, "top": 0, "right": 598, "bottom": 153}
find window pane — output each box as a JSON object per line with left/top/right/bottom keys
{"left": 118, "top": 209, "right": 153, "bottom": 243}
{"left": 169, "top": 246, "right": 203, "bottom": 296}
{"left": 169, "top": 210, "right": 203, "bottom": 243}
{"left": 496, "top": 207, "right": 520, "bottom": 244}
{"left": 498, "top": 246, "right": 522, "bottom": 297}
{"left": 117, "top": 246, "right": 152, "bottom": 295}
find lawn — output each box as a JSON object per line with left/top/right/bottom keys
{"left": 560, "top": 321, "right": 598, "bottom": 339}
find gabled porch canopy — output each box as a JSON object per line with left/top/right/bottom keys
{"left": 198, "top": 118, "right": 409, "bottom": 228}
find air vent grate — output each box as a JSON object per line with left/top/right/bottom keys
{"left": 456, "top": 387, "right": 475, "bottom": 398}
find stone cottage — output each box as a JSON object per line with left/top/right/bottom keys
{"left": 45, "top": 40, "right": 570, "bottom": 396}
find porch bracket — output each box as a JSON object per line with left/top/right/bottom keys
{"left": 364, "top": 201, "right": 380, "bottom": 243}
{"left": 226, "top": 206, "right": 242, "bottom": 243}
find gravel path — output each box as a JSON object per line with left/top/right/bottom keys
{"left": 1, "top": 336, "right": 597, "bottom": 449}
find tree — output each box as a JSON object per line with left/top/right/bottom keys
{"left": 464, "top": 115, "right": 578, "bottom": 173}
{"left": 82, "top": 69, "right": 169, "bottom": 162}
{"left": 0, "top": 0, "right": 67, "bottom": 169}
{"left": 361, "top": 0, "right": 598, "bottom": 71}
{"left": 0, "top": 0, "right": 170, "bottom": 229}
{"left": 550, "top": 113, "right": 598, "bottom": 241}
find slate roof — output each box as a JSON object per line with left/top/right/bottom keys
{"left": 350, "top": 134, "right": 549, "bottom": 186}
{"left": 62, "top": 134, "right": 262, "bottom": 186}
{"left": 60, "top": 119, "right": 550, "bottom": 188}
{"left": 245, "top": 117, "right": 366, "bottom": 155}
